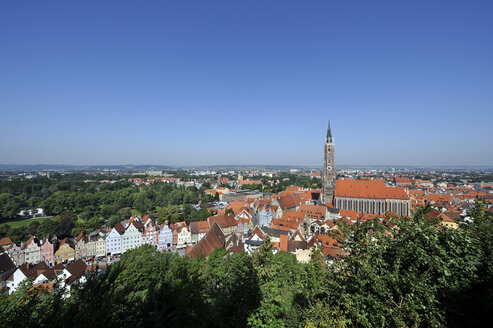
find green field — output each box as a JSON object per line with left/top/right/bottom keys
{"left": 0, "top": 216, "right": 56, "bottom": 228}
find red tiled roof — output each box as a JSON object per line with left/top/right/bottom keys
{"left": 277, "top": 194, "right": 303, "bottom": 210}
{"left": 339, "top": 209, "right": 359, "bottom": 220}
{"left": 335, "top": 179, "right": 409, "bottom": 200}
{"left": 208, "top": 214, "right": 237, "bottom": 229}
{"left": 248, "top": 227, "right": 266, "bottom": 240}
{"left": 187, "top": 222, "right": 225, "bottom": 258}
{"left": 226, "top": 201, "right": 251, "bottom": 215}
{"left": 299, "top": 204, "right": 326, "bottom": 220}
{"left": 113, "top": 222, "right": 125, "bottom": 235}
{"left": 0, "top": 237, "right": 13, "bottom": 247}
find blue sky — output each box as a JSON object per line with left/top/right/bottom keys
{"left": 1, "top": 0, "right": 492, "bottom": 166}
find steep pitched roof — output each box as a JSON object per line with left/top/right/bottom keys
{"left": 277, "top": 194, "right": 302, "bottom": 210}
{"left": 66, "top": 259, "right": 87, "bottom": 285}
{"left": 76, "top": 232, "right": 87, "bottom": 242}
{"left": 113, "top": 222, "right": 125, "bottom": 235}
{"left": 248, "top": 227, "right": 266, "bottom": 240}
{"left": 187, "top": 221, "right": 225, "bottom": 258}
{"left": 226, "top": 201, "right": 250, "bottom": 215}
{"left": 0, "top": 253, "right": 16, "bottom": 275}
{"left": 0, "top": 237, "right": 13, "bottom": 247}
{"left": 24, "top": 236, "right": 38, "bottom": 248}
{"left": 425, "top": 209, "right": 455, "bottom": 223}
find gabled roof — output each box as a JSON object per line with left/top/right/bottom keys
{"left": 277, "top": 194, "right": 303, "bottom": 210}
{"left": 66, "top": 259, "right": 87, "bottom": 285}
{"left": 0, "top": 237, "right": 13, "bottom": 247}
{"left": 248, "top": 226, "right": 266, "bottom": 240}
{"left": 58, "top": 237, "right": 75, "bottom": 249}
{"left": 425, "top": 209, "right": 455, "bottom": 223}
{"left": 113, "top": 222, "right": 125, "bottom": 235}
{"left": 187, "top": 221, "right": 225, "bottom": 258}
{"left": 226, "top": 201, "right": 251, "bottom": 215}
{"left": 24, "top": 236, "right": 39, "bottom": 248}
{"left": 76, "top": 232, "right": 87, "bottom": 242}
{"left": 0, "top": 253, "right": 16, "bottom": 275}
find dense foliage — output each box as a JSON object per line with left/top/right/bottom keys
{"left": 1, "top": 202, "right": 492, "bottom": 327}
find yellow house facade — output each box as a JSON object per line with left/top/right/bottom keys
{"left": 55, "top": 239, "right": 75, "bottom": 264}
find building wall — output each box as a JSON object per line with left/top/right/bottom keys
{"left": 40, "top": 242, "right": 54, "bottom": 265}
{"left": 335, "top": 196, "right": 410, "bottom": 217}
{"left": 106, "top": 231, "right": 122, "bottom": 255}
{"left": 55, "top": 244, "right": 75, "bottom": 264}
{"left": 122, "top": 225, "right": 142, "bottom": 252}
{"left": 24, "top": 244, "right": 40, "bottom": 264}
{"left": 158, "top": 226, "right": 172, "bottom": 251}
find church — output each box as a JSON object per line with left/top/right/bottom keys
{"left": 322, "top": 121, "right": 410, "bottom": 217}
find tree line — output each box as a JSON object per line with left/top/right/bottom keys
{"left": 1, "top": 201, "right": 492, "bottom": 327}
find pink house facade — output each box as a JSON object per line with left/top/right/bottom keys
{"left": 40, "top": 236, "right": 55, "bottom": 266}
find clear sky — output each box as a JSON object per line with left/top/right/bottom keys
{"left": 1, "top": 0, "right": 492, "bottom": 167}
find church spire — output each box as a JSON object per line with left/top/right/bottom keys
{"left": 326, "top": 119, "right": 333, "bottom": 144}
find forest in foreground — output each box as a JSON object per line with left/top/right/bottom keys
{"left": 1, "top": 202, "right": 492, "bottom": 328}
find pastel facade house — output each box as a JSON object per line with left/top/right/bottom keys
{"left": 95, "top": 233, "right": 106, "bottom": 257}
{"left": 142, "top": 217, "right": 158, "bottom": 246}
{"left": 236, "top": 217, "right": 251, "bottom": 236}
{"left": 122, "top": 221, "right": 143, "bottom": 252}
{"left": 157, "top": 224, "right": 173, "bottom": 251}
{"left": 40, "top": 236, "right": 56, "bottom": 266}
{"left": 75, "top": 233, "right": 88, "bottom": 259}
{"left": 257, "top": 205, "right": 274, "bottom": 227}
{"left": 7, "top": 243, "right": 25, "bottom": 266}
{"left": 171, "top": 226, "right": 178, "bottom": 247}
{"left": 86, "top": 234, "right": 97, "bottom": 258}
{"left": 23, "top": 236, "right": 41, "bottom": 264}
{"left": 106, "top": 223, "right": 125, "bottom": 255}
{"left": 177, "top": 226, "right": 191, "bottom": 248}
{"left": 54, "top": 238, "right": 75, "bottom": 264}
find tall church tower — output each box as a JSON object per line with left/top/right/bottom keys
{"left": 322, "top": 120, "right": 336, "bottom": 204}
